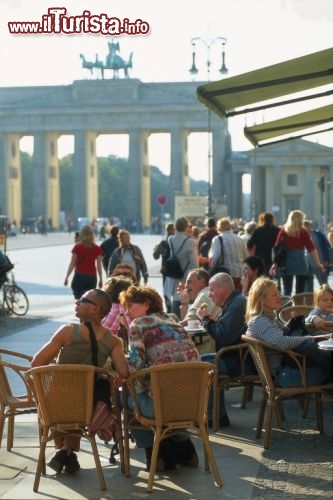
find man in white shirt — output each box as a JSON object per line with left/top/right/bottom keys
{"left": 210, "top": 218, "right": 248, "bottom": 290}
{"left": 177, "top": 268, "right": 221, "bottom": 354}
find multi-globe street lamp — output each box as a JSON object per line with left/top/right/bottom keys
{"left": 189, "top": 37, "right": 228, "bottom": 217}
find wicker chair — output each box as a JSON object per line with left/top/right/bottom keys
{"left": 25, "top": 364, "right": 122, "bottom": 492}
{"left": 0, "top": 348, "right": 36, "bottom": 451}
{"left": 279, "top": 295, "right": 292, "bottom": 308}
{"left": 278, "top": 305, "right": 313, "bottom": 325}
{"left": 242, "top": 335, "right": 333, "bottom": 449}
{"left": 292, "top": 292, "right": 314, "bottom": 306}
{"left": 123, "top": 361, "right": 222, "bottom": 493}
{"left": 212, "top": 343, "right": 261, "bottom": 431}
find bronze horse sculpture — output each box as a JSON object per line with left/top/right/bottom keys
{"left": 80, "top": 42, "right": 133, "bottom": 79}
{"left": 104, "top": 41, "right": 133, "bottom": 78}
{"left": 79, "top": 54, "right": 105, "bottom": 78}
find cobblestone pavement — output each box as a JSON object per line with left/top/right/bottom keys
{"left": 250, "top": 400, "right": 333, "bottom": 499}
{"left": 0, "top": 314, "right": 46, "bottom": 337}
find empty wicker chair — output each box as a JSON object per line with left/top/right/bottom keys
{"left": 278, "top": 305, "right": 313, "bottom": 325}
{"left": 242, "top": 335, "right": 333, "bottom": 449}
{"left": 0, "top": 348, "right": 36, "bottom": 451}
{"left": 212, "top": 343, "right": 261, "bottom": 431}
{"left": 123, "top": 361, "right": 222, "bottom": 493}
{"left": 292, "top": 292, "right": 314, "bottom": 306}
{"left": 25, "top": 364, "right": 117, "bottom": 492}
{"left": 279, "top": 295, "right": 292, "bottom": 308}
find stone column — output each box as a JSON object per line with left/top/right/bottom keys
{"left": 233, "top": 173, "right": 244, "bottom": 219}
{"left": 170, "top": 128, "right": 190, "bottom": 198}
{"left": 128, "top": 130, "right": 150, "bottom": 228}
{"left": 273, "top": 162, "right": 282, "bottom": 225}
{"left": 0, "top": 134, "right": 6, "bottom": 216}
{"left": 305, "top": 163, "right": 313, "bottom": 219}
{"left": 33, "top": 133, "right": 60, "bottom": 228}
{"left": 1, "top": 134, "right": 22, "bottom": 225}
{"left": 249, "top": 154, "right": 259, "bottom": 221}
{"left": 73, "top": 131, "right": 98, "bottom": 221}
{"left": 329, "top": 164, "right": 333, "bottom": 222}
{"left": 211, "top": 124, "right": 227, "bottom": 201}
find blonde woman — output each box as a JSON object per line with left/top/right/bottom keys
{"left": 271, "top": 210, "right": 324, "bottom": 296}
{"left": 64, "top": 224, "right": 103, "bottom": 298}
{"left": 245, "top": 276, "right": 331, "bottom": 387}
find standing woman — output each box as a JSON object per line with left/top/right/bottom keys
{"left": 271, "top": 210, "right": 324, "bottom": 296}
{"left": 64, "top": 224, "right": 103, "bottom": 299}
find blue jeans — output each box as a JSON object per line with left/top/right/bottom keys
{"left": 200, "top": 354, "right": 228, "bottom": 419}
{"left": 275, "top": 364, "right": 330, "bottom": 387}
{"left": 127, "top": 392, "right": 188, "bottom": 448}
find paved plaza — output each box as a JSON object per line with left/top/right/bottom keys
{"left": 0, "top": 233, "right": 332, "bottom": 499}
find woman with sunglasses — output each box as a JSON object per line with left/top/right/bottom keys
{"left": 31, "top": 288, "right": 129, "bottom": 476}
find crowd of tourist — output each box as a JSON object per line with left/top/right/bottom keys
{"left": 28, "top": 209, "right": 333, "bottom": 481}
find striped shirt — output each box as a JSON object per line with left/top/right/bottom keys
{"left": 210, "top": 231, "right": 248, "bottom": 277}
{"left": 246, "top": 313, "right": 307, "bottom": 375}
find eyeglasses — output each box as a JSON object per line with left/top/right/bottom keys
{"left": 78, "top": 296, "right": 98, "bottom": 305}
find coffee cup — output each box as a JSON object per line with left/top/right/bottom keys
{"left": 188, "top": 320, "right": 201, "bottom": 329}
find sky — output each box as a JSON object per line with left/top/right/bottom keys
{"left": 1, "top": 0, "right": 333, "bottom": 181}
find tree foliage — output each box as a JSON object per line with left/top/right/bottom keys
{"left": 20, "top": 153, "right": 207, "bottom": 219}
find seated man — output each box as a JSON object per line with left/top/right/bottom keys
{"left": 31, "top": 288, "right": 129, "bottom": 475}
{"left": 197, "top": 273, "right": 249, "bottom": 427}
{"left": 177, "top": 268, "right": 221, "bottom": 354}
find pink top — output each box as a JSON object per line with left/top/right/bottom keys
{"left": 102, "top": 303, "right": 131, "bottom": 334}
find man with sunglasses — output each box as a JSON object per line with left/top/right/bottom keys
{"left": 31, "top": 288, "right": 129, "bottom": 476}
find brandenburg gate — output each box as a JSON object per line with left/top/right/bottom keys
{"left": 0, "top": 78, "right": 228, "bottom": 228}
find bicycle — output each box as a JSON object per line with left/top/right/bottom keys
{"left": 0, "top": 267, "right": 29, "bottom": 316}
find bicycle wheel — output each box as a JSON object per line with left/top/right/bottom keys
{"left": 4, "top": 285, "right": 29, "bottom": 316}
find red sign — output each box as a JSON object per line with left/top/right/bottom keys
{"left": 157, "top": 194, "right": 167, "bottom": 206}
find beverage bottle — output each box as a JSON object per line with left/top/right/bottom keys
{"left": 118, "top": 313, "right": 129, "bottom": 353}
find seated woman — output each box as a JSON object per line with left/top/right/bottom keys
{"left": 240, "top": 256, "right": 265, "bottom": 296}
{"left": 102, "top": 275, "right": 134, "bottom": 333}
{"left": 119, "top": 285, "right": 200, "bottom": 471}
{"left": 245, "top": 276, "right": 332, "bottom": 387}
{"left": 31, "top": 289, "right": 129, "bottom": 475}
{"left": 305, "top": 283, "right": 333, "bottom": 332}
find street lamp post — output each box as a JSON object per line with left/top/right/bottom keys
{"left": 189, "top": 37, "right": 228, "bottom": 217}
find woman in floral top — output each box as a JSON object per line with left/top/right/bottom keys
{"left": 119, "top": 285, "right": 200, "bottom": 472}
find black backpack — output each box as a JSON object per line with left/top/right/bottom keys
{"left": 164, "top": 238, "right": 189, "bottom": 279}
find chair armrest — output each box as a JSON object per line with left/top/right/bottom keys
{"left": 2, "top": 360, "right": 35, "bottom": 400}
{"left": 214, "top": 342, "right": 247, "bottom": 358}
{"left": 0, "top": 348, "right": 33, "bottom": 363}
{"left": 242, "top": 335, "right": 308, "bottom": 386}
{"left": 214, "top": 343, "right": 251, "bottom": 376}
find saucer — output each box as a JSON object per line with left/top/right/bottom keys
{"left": 318, "top": 340, "right": 333, "bottom": 350}
{"left": 184, "top": 326, "right": 206, "bottom": 333}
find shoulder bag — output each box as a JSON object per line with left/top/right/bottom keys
{"left": 86, "top": 321, "right": 115, "bottom": 443}
{"left": 273, "top": 237, "right": 286, "bottom": 269}
{"left": 209, "top": 236, "right": 229, "bottom": 277}
{"left": 164, "top": 237, "right": 190, "bottom": 279}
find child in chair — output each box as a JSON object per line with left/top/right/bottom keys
{"left": 305, "top": 284, "right": 333, "bottom": 331}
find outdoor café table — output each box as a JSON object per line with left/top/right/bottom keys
{"left": 184, "top": 325, "right": 207, "bottom": 346}
{"left": 318, "top": 338, "right": 333, "bottom": 381}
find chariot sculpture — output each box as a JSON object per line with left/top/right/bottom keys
{"left": 80, "top": 41, "right": 133, "bottom": 79}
